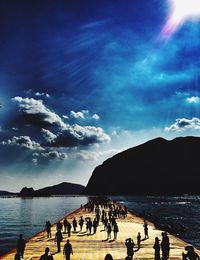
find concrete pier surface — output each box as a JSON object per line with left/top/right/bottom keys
{"left": 2, "top": 201, "right": 200, "bottom": 260}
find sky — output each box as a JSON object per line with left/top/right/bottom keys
{"left": 1, "top": 0, "right": 200, "bottom": 192}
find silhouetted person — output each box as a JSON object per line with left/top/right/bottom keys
{"left": 161, "top": 232, "right": 170, "bottom": 260}
{"left": 63, "top": 239, "right": 73, "bottom": 260}
{"left": 93, "top": 218, "right": 98, "bottom": 234}
{"left": 113, "top": 223, "right": 119, "bottom": 240}
{"left": 14, "top": 249, "right": 21, "bottom": 260}
{"left": 143, "top": 220, "right": 149, "bottom": 239}
{"left": 63, "top": 218, "right": 68, "bottom": 233}
{"left": 153, "top": 237, "right": 161, "bottom": 260}
{"left": 79, "top": 216, "right": 84, "bottom": 231}
{"left": 137, "top": 232, "right": 141, "bottom": 249}
{"left": 55, "top": 229, "right": 63, "bottom": 253}
{"left": 17, "top": 234, "right": 26, "bottom": 258}
{"left": 125, "top": 238, "right": 134, "bottom": 259}
{"left": 107, "top": 223, "right": 112, "bottom": 240}
{"left": 72, "top": 218, "right": 77, "bottom": 232}
{"left": 46, "top": 221, "right": 51, "bottom": 238}
{"left": 67, "top": 221, "right": 72, "bottom": 237}
{"left": 40, "top": 247, "right": 54, "bottom": 260}
{"left": 104, "top": 253, "right": 113, "bottom": 260}
{"left": 56, "top": 221, "right": 63, "bottom": 231}
{"left": 182, "top": 245, "right": 200, "bottom": 260}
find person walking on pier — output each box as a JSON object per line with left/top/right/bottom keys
{"left": 72, "top": 217, "right": 77, "bottom": 232}
{"left": 56, "top": 221, "right": 63, "bottom": 231}
{"left": 113, "top": 223, "right": 119, "bottom": 240}
{"left": 137, "top": 232, "right": 141, "bottom": 249}
{"left": 67, "top": 221, "right": 72, "bottom": 237}
{"left": 143, "top": 220, "right": 149, "bottom": 239}
{"left": 45, "top": 221, "right": 51, "bottom": 238}
{"left": 17, "top": 234, "right": 26, "bottom": 258}
{"left": 40, "top": 247, "right": 54, "bottom": 260}
{"left": 107, "top": 222, "right": 112, "bottom": 240}
{"left": 161, "top": 232, "right": 170, "bottom": 260}
{"left": 63, "top": 239, "right": 73, "bottom": 260}
{"left": 125, "top": 238, "right": 135, "bottom": 259}
{"left": 182, "top": 245, "right": 199, "bottom": 260}
{"left": 63, "top": 218, "right": 68, "bottom": 233}
{"left": 55, "top": 229, "right": 63, "bottom": 253}
{"left": 79, "top": 216, "right": 84, "bottom": 232}
{"left": 153, "top": 237, "right": 161, "bottom": 260}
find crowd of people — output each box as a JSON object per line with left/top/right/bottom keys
{"left": 14, "top": 198, "right": 199, "bottom": 260}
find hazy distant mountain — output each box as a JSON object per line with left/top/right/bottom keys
{"left": 84, "top": 137, "right": 200, "bottom": 195}
{"left": 20, "top": 182, "right": 85, "bottom": 197}
{"left": 0, "top": 190, "right": 16, "bottom": 196}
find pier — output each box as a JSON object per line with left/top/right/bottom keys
{"left": 2, "top": 201, "right": 200, "bottom": 260}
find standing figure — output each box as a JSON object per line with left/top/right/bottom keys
{"left": 161, "top": 232, "right": 170, "bottom": 260}
{"left": 63, "top": 218, "right": 68, "bottom": 233}
{"left": 72, "top": 218, "right": 77, "bottom": 232}
{"left": 17, "top": 234, "right": 26, "bottom": 258}
{"left": 40, "top": 247, "right": 54, "bottom": 260}
{"left": 125, "top": 238, "right": 135, "bottom": 259}
{"left": 79, "top": 216, "right": 84, "bottom": 232}
{"left": 46, "top": 221, "right": 51, "bottom": 238}
{"left": 63, "top": 239, "right": 73, "bottom": 260}
{"left": 55, "top": 229, "right": 63, "bottom": 253}
{"left": 107, "top": 223, "right": 112, "bottom": 240}
{"left": 137, "top": 232, "right": 141, "bottom": 249}
{"left": 56, "top": 221, "right": 63, "bottom": 231}
{"left": 143, "top": 220, "right": 149, "bottom": 239}
{"left": 113, "top": 223, "right": 119, "bottom": 240}
{"left": 67, "top": 221, "right": 72, "bottom": 237}
{"left": 153, "top": 237, "right": 161, "bottom": 260}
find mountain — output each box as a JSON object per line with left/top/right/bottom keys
{"left": 0, "top": 190, "right": 17, "bottom": 196}
{"left": 84, "top": 136, "right": 200, "bottom": 195}
{"left": 19, "top": 182, "right": 85, "bottom": 197}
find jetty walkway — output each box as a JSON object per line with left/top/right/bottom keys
{"left": 2, "top": 200, "right": 200, "bottom": 260}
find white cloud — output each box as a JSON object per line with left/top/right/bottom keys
{"left": 165, "top": 117, "right": 200, "bottom": 132}
{"left": 35, "top": 92, "right": 50, "bottom": 98}
{"left": 186, "top": 96, "right": 200, "bottom": 104}
{"left": 12, "top": 97, "right": 67, "bottom": 129}
{"left": 41, "top": 128, "right": 57, "bottom": 143}
{"left": 76, "top": 148, "right": 124, "bottom": 161}
{"left": 41, "top": 151, "right": 68, "bottom": 160}
{"left": 1, "top": 136, "right": 44, "bottom": 150}
{"left": 92, "top": 114, "right": 100, "bottom": 120}
{"left": 70, "top": 110, "right": 86, "bottom": 119}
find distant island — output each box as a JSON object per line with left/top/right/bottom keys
{"left": 84, "top": 136, "right": 200, "bottom": 195}
{"left": 20, "top": 182, "right": 85, "bottom": 197}
{"left": 0, "top": 182, "right": 85, "bottom": 197}
{"left": 0, "top": 190, "right": 17, "bottom": 196}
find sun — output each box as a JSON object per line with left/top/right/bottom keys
{"left": 172, "top": 0, "right": 200, "bottom": 21}
{"left": 160, "top": 0, "right": 200, "bottom": 39}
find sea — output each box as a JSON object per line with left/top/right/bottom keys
{"left": 0, "top": 195, "right": 200, "bottom": 256}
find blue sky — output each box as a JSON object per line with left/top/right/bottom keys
{"left": 1, "top": 0, "right": 200, "bottom": 191}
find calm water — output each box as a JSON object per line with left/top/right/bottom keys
{"left": 111, "top": 196, "right": 200, "bottom": 250}
{"left": 0, "top": 196, "right": 88, "bottom": 256}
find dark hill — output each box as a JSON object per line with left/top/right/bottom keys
{"left": 0, "top": 190, "right": 17, "bottom": 196}
{"left": 84, "top": 136, "right": 200, "bottom": 195}
{"left": 20, "top": 182, "right": 85, "bottom": 197}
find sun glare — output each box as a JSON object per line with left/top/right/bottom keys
{"left": 172, "top": 0, "right": 200, "bottom": 21}
{"left": 160, "top": 0, "right": 200, "bottom": 39}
